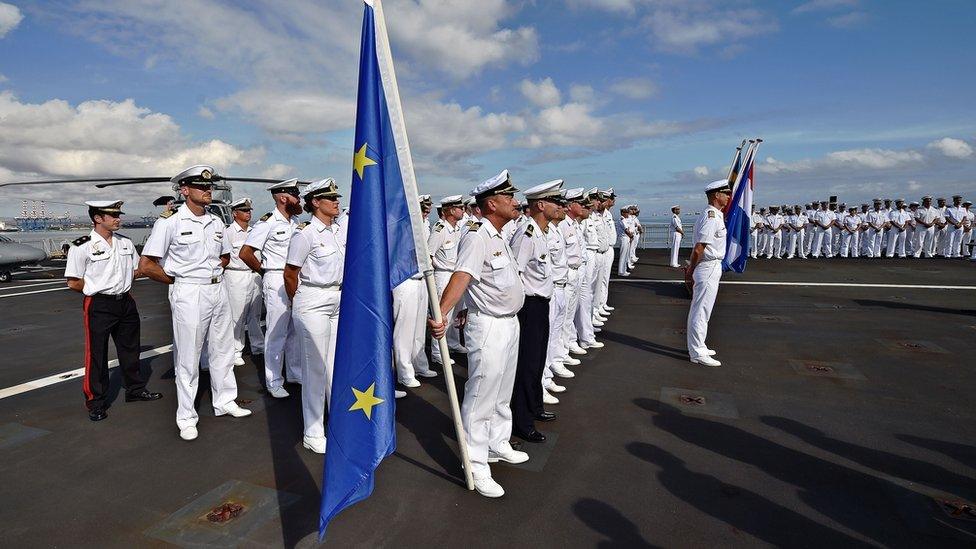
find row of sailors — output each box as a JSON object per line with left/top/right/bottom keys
{"left": 748, "top": 196, "right": 975, "bottom": 259}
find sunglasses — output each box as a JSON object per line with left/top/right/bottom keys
{"left": 184, "top": 183, "right": 214, "bottom": 190}
{"left": 235, "top": 208, "right": 253, "bottom": 212}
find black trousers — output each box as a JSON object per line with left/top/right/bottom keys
{"left": 512, "top": 295, "right": 550, "bottom": 435}
{"left": 82, "top": 293, "right": 145, "bottom": 410}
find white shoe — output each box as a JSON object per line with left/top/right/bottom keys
{"left": 563, "top": 356, "right": 581, "bottom": 366}
{"left": 594, "top": 313, "right": 608, "bottom": 321}
{"left": 488, "top": 441, "right": 529, "bottom": 464}
{"left": 604, "top": 306, "right": 615, "bottom": 311}
{"left": 593, "top": 327, "right": 602, "bottom": 333}
{"left": 690, "top": 355, "right": 722, "bottom": 367}
{"left": 416, "top": 370, "right": 439, "bottom": 378}
{"left": 474, "top": 475, "right": 505, "bottom": 498}
{"left": 394, "top": 390, "right": 407, "bottom": 399}
{"left": 619, "top": 272, "right": 630, "bottom": 277}
{"left": 180, "top": 426, "right": 198, "bottom": 441}
{"left": 569, "top": 344, "right": 588, "bottom": 356}
{"left": 400, "top": 378, "right": 421, "bottom": 388}
{"left": 215, "top": 402, "right": 252, "bottom": 418}
{"left": 233, "top": 356, "right": 246, "bottom": 366}
{"left": 302, "top": 436, "right": 326, "bottom": 454}
{"left": 584, "top": 341, "right": 605, "bottom": 349}
{"left": 546, "top": 382, "right": 566, "bottom": 393}
{"left": 552, "top": 363, "right": 576, "bottom": 379}
{"left": 432, "top": 358, "right": 455, "bottom": 366}
{"left": 268, "top": 386, "right": 290, "bottom": 399}
{"left": 543, "top": 388, "right": 560, "bottom": 405}
{"left": 592, "top": 319, "right": 605, "bottom": 327}
{"left": 705, "top": 349, "right": 717, "bottom": 356}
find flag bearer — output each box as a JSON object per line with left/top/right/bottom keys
{"left": 240, "top": 178, "right": 302, "bottom": 398}
{"left": 669, "top": 205, "right": 684, "bottom": 267}
{"left": 428, "top": 195, "right": 465, "bottom": 365}
{"left": 429, "top": 170, "right": 529, "bottom": 498}
{"left": 140, "top": 165, "right": 251, "bottom": 441}
{"left": 284, "top": 178, "right": 345, "bottom": 454}
{"left": 685, "top": 180, "right": 731, "bottom": 368}
{"left": 66, "top": 200, "right": 162, "bottom": 422}
{"left": 223, "top": 197, "right": 265, "bottom": 366}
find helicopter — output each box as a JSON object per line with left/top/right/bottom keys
{"left": 0, "top": 234, "right": 48, "bottom": 282}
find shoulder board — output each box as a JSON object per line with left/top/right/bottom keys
{"left": 434, "top": 222, "right": 444, "bottom": 232}
{"left": 159, "top": 210, "right": 175, "bottom": 219}
{"left": 707, "top": 211, "right": 716, "bottom": 218}
{"left": 524, "top": 224, "right": 535, "bottom": 237}
{"left": 297, "top": 221, "right": 310, "bottom": 230}
{"left": 465, "top": 220, "right": 477, "bottom": 229}
{"left": 260, "top": 212, "right": 272, "bottom": 222}
{"left": 115, "top": 232, "right": 129, "bottom": 241}
{"left": 72, "top": 235, "right": 91, "bottom": 246}
{"left": 470, "top": 221, "right": 483, "bottom": 231}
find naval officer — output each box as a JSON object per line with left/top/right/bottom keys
{"left": 616, "top": 206, "right": 635, "bottom": 276}
{"left": 223, "top": 198, "right": 265, "bottom": 366}
{"left": 428, "top": 195, "right": 465, "bottom": 365}
{"left": 140, "top": 165, "right": 251, "bottom": 441}
{"left": 557, "top": 188, "right": 588, "bottom": 364}
{"left": 668, "top": 205, "right": 684, "bottom": 268}
{"left": 543, "top": 189, "right": 572, "bottom": 401}
{"left": 284, "top": 178, "right": 345, "bottom": 454}
{"left": 428, "top": 170, "right": 529, "bottom": 498}
{"left": 685, "top": 180, "right": 731, "bottom": 368}
{"left": 65, "top": 201, "right": 161, "bottom": 421}
{"left": 240, "top": 178, "right": 302, "bottom": 398}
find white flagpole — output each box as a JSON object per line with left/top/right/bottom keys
{"left": 726, "top": 139, "right": 747, "bottom": 185}
{"left": 370, "top": 0, "right": 474, "bottom": 491}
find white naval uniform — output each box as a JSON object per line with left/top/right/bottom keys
{"left": 543, "top": 219, "right": 569, "bottom": 387}
{"left": 616, "top": 215, "right": 633, "bottom": 275}
{"left": 428, "top": 218, "right": 462, "bottom": 361}
{"left": 559, "top": 217, "right": 586, "bottom": 356}
{"left": 143, "top": 205, "right": 238, "bottom": 430}
{"left": 597, "top": 210, "right": 615, "bottom": 311}
{"left": 629, "top": 217, "right": 641, "bottom": 267}
{"left": 224, "top": 221, "right": 264, "bottom": 361}
{"left": 578, "top": 216, "right": 600, "bottom": 345}
{"left": 766, "top": 214, "right": 784, "bottom": 258}
{"left": 687, "top": 206, "right": 726, "bottom": 359}
{"left": 864, "top": 210, "right": 885, "bottom": 258}
{"left": 591, "top": 210, "right": 612, "bottom": 315}
{"left": 455, "top": 221, "right": 525, "bottom": 479}
{"left": 804, "top": 209, "right": 817, "bottom": 255}
{"left": 886, "top": 209, "right": 912, "bottom": 257}
{"left": 287, "top": 216, "right": 344, "bottom": 442}
{"left": 750, "top": 212, "right": 763, "bottom": 258}
{"left": 936, "top": 206, "right": 948, "bottom": 256}
{"left": 669, "top": 213, "right": 683, "bottom": 267}
{"left": 65, "top": 230, "right": 138, "bottom": 296}
{"left": 913, "top": 207, "right": 937, "bottom": 257}
{"left": 245, "top": 208, "right": 301, "bottom": 390}
{"left": 392, "top": 220, "right": 432, "bottom": 384}
{"left": 841, "top": 214, "right": 861, "bottom": 257}
{"left": 945, "top": 205, "right": 967, "bottom": 257}
{"left": 811, "top": 210, "right": 829, "bottom": 258}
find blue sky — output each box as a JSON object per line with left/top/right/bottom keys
{"left": 0, "top": 0, "right": 974, "bottom": 218}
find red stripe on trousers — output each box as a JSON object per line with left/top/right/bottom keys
{"left": 82, "top": 296, "right": 94, "bottom": 402}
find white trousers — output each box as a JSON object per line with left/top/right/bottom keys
{"left": 914, "top": 226, "right": 935, "bottom": 257}
{"left": 686, "top": 261, "right": 721, "bottom": 359}
{"left": 560, "top": 266, "right": 582, "bottom": 358}
{"left": 757, "top": 231, "right": 768, "bottom": 256}
{"left": 170, "top": 281, "right": 238, "bottom": 430}
{"left": 669, "top": 233, "right": 682, "bottom": 267}
{"left": 543, "top": 284, "right": 569, "bottom": 385}
{"left": 292, "top": 285, "right": 340, "bottom": 440}
{"left": 841, "top": 232, "right": 859, "bottom": 257}
{"left": 937, "top": 227, "right": 949, "bottom": 256}
{"left": 886, "top": 229, "right": 907, "bottom": 257}
{"left": 224, "top": 269, "right": 264, "bottom": 359}
{"left": 392, "top": 277, "right": 432, "bottom": 383}
{"left": 596, "top": 248, "right": 613, "bottom": 311}
{"left": 462, "top": 311, "right": 519, "bottom": 478}
{"left": 947, "top": 227, "right": 965, "bottom": 257}
{"left": 630, "top": 233, "right": 639, "bottom": 264}
{"left": 765, "top": 232, "right": 783, "bottom": 258}
{"left": 576, "top": 252, "right": 598, "bottom": 345}
{"left": 431, "top": 271, "right": 461, "bottom": 361}
{"left": 804, "top": 226, "right": 814, "bottom": 255}
{"left": 750, "top": 230, "right": 758, "bottom": 258}
{"left": 262, "top": 271, "right": 301, "bottom": 390}
{"left": 811, "top": 227, "right": 826, "bottom": 257}
{"left": 618, "top": 236, "right": 632, "bottom": 275}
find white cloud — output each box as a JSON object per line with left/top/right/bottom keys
{"left": 259, "top": 164, "right": 295, "bottom": 180}
{"left": 610, "top": 77, "right": 658, "bottom": 100}
{"left": 642, "top": 5, "right": 778, "bottom": 55}
{"left": 0, "top": 2, "right": 23, "bottom": 38}
{"left": 197, "top": 106, "right": 215, "bottom": 120}
{"left": 824, "top": 148, "right": 924, "bottom": 169}
{"left": 694, "top": 166, "right": 709, "bottom": 177}
{"left": 927, "top": 137, "right": 973, "bottom": 159}
{"left": 569, "top": 84, "right": 595, "bottom": 103}
{"left": 907, "top": 180, "right": 921, "bottom": 191}
{"left": 519, "top": 77, "right": 562, "bottom": 108}
{"left": 793, "top": 0, "right": 860, "bottom": 14}
{"left": 565, "top": 0, "right": 642, "bottom": 14}
{"left": 826, "top": 11, "right": 868, "bottom": 28}
{"left": 0, "top": 72, "right": 7, "bottom": 83}
{"left": 214, "top": 89, "right": 356, "bottom": 138}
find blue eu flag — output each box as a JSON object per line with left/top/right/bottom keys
{"left": 319, "top": 0, "right": 422, "bottom": 538}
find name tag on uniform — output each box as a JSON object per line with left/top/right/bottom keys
{"left": 180, "top": 231, "right": 193, "bottom": 236}
{"left": 276, "top": 231, "right": 286, "bottom": 235}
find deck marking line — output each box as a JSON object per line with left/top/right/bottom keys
{"left": 0, "top": 280, "right": 67, "bottom": 291}
{"left": 611, "top": 279, "right": 976, "bottom": 290}
{"left": 0, "top": 344, "right": 173, "bottom": 400}
{"left": 0, "top": 278, "right": 149, "bottom": 299}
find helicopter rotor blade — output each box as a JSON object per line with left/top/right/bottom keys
{"left": 221, "top": 177, "right": 314, "bottom": 186}
{"left": 0, "top": 177, "right": 170, "bottom": 189}
{"left": 94, "top": 179, "right": 176, "bottom": 189}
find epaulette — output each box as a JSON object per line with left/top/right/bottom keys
{"left": 115, "top": 232, "right": 128, "bottom": 240}
{"left": 707, "top": 211, "right": 716, "bottom": 218}
{"left": 72, "top": 235, "right": 91, "bottom": 247}
{"left": 465, "top": 220, "right": 477, "bottom": 229}
{"left": 524, "top": 224, "right": 535, "bottom": 237}
{"left": 260, "top": 212, "right": 272, "bottom": 222}
{"left": 434, "top": 221, "right": 444, "bottom": 232}
{"left": 469, "top": 221, "right": 483, "bottom": 231}
{"left": 159, "top": 210, "right": 175, "bottom": 219}
{"left": 297, "top": 221, "right": 310, "bottom": 230}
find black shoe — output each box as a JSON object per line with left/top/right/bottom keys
{"left": 125, "top": 390, "right": 163, "bottom": 402}
{"left": 517, "top": 429, "right": 546, "bottom": 443}
{"left": 89, "top": 408, "right": 108, "bottom": 422}
{"left": 535, "top": 411, "right": 557, "bottom": 422}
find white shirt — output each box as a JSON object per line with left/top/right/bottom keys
{"left": 751, "top": 212, "right": 763, "bottom": 231}
{"left": 428, "top": 219, "right": 460, "bottom": 272}
{"left": 65, "top": 230, "right": 138, "bottom": 296}
{"left": 844, "top": 214, "right": 861, "bottom": 231}
{"left": 224, "top": 221, "right": 256, "bottom": 271}
{"left": 670, "top": 214, "right": 683, "bottom": 235}
{"left": 285, "top": 216, "right": 345, "bottom": 287}
{"left": 603, "top": 210, "right": 618, "bottom": 242}
{"left": 455, "top": 221, "right": 525, "bottom": 316}
{"left": 615, "top": 215, "right": 632, "bottom": 238}
{"left": 546, "top": 220, "right": 569, "bottom": 285}
{"left": 582, "top": 216, "right": 601, "bottom": 251}
{"left": 244, "top": 208, "right": 298, "bottom": 270}
{"left": 510, "top": 218, "right": 553, "bottom": 298}
{"left": 559, "top": 217, "right": 584, "bottom": 269}
{"left": 889, "top": 209, "right": 912, "bottom": 229}
{"left": 769, "top": 214, "right": 784, "bottom": 231}
{"left": 946, "top": 205, "right": 967, "bottom": 227}
{"left": 866, "top": 210, "right": 885, "bottom": 229}
{"left": 142, "top": 204, "right": 229, "bottom": 279}
{"left": 693, "top": 206, "right": 726, "bottom": 262}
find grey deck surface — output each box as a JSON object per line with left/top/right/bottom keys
{"left": 1, "top": 251, "right": 974, "bottom": 548}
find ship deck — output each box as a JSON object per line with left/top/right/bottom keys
{"left": 0, "top": 250, "right": 974, "bottom": 548}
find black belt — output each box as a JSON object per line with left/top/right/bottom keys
{"left": 93, "top": 292, "right": 129, "bottom": 301}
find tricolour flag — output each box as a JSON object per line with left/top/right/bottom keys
{"left": 722, "top": 142, "right": 744, "bottom": 215}
{"left": 722, "top": 142, "right": 760, "bottom": 273}
{"left": 319, "top": 0, "right": 432, "bottom": 539}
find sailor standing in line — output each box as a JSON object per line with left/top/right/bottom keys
{"left": 787, "top": 205, "right": 808, "bottom": 259}
{"left": 428, "top": 195, "right": 465, "bottom": 366}
{"left": 140, "top": 165, "right": 251, "bottom": 441}
{"left": 544, "top": 190, "right": 574, "bottom": 400}
{"left": 284, "top": 178, "right": 345, "bottom": 454}
{"left": 392, "top": 195, "right": 436, "bottom": 387}
{"left": 428, "top": 170, "right": 529, "bottom": 498}
{"left": 595, "top": 189, "right": 617, "bottom": 318}
{"left": 886, "top": 199, "right": 912, "bottom": 258}
{"left": 590, "top": 193, "right": 612, "bottom": 326}
{"left": 579, "top": 188, "right": 606, "bottom": 349}
{"left": 558, "top": 188, "right": 589, "bottom": 362}
{"left": 685, "top": 180, "right": 731, "bottom": 368}
{"left": 841, "top": 207, "right": 861, "bottom": 258}
{"left": 616, "top": 206, "right": 635, "bottom": 276}
{"left": 749, "top": 205, "right": 762, "bottom": 259}
{"left": 629, "top": 205, "right": 643, "bottom": 269}
{"left": 669, "top": 205, "right": 684, "bottom": 268}
{"left": 240, "top": 179, "right": 303, "bottom": 398}
{"left": 905, "top": 202, "right": 919, "bottom": 256}
{"left": 223, "top": 198, "right": 265, "bottom": 366}
{"left": 765, "top": 206, "right": 784, "bottom": 259}
{"left": 945, "top": 195, "right": 967, "bottom": 258}
{"left": 962, "top": 201, "right": 974, "bottom": 259}
{"left": 865, "top": 199, "right": 885, "bottom": 258}
{"left": 66, "top": 201, "right": 162, "bottom": 422}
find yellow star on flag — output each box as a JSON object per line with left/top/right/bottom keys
{"left": 348, "top": 382, "right": 385, "bottom": 420}
{"left": 353, "top": 143, "right": 378, "bottom": 180}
